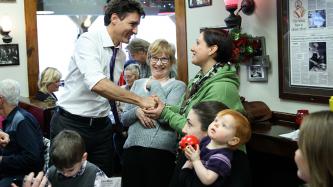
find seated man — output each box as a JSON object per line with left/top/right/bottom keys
{"left": 0, "top": 79, "right": 44, "bottom": 186}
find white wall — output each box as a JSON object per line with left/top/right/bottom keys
{"left": 185, "top": 0, "right": 327, "bottom": 113}
{"left": 0, "top": 1, "right": 29, "bottom": 96}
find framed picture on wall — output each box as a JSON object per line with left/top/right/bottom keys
{"left": 0, "top": 44, "right": 19, "bottom": 66}
{"left": 278, "top": 0, "right": 333, "bottom": 103}
{"left": 188, "top": 0, "right": 212, "bottom": 8}
{"left": 247, "top": 64, "right": 267, "bottom": 82}
{"left": 0, "top": 0, "right": 16, "bottom": 2}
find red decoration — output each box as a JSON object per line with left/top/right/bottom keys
{"left": 228, "top": 28, "right": 262, "bottom": 64}
{"left": 224, "top": 0, "right": 238, "bottom": 9}
{"left": 295, "top": 110, "right": 309, "bottom": 126}
{"left": 179, "top": 135, "right": 200, "bottom": 150}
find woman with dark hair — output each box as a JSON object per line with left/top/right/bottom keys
{"left": 144, "top": 28, "right": 244, "bottom": 134}
{"left": 169, "top": 101, "right": 229, "bottom": 187}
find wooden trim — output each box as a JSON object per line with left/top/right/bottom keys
{"left": 25, "top": 1, "right": 188, "bottom": 96}
{"left": 272, "top": 111, "right": 296, "bottom": 123}
{"left": 25, "top": 0, "right": 39, "bottom": 97}
{"left": 175, "top": 0, "right": 188, "bottom": 84}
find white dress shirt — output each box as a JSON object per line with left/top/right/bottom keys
{"left": 58, "top": 27, "right": 126, "bottom": 117}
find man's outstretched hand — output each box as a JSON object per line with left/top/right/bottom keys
{"left": 142, "top": 96, "right": 165, "bottom": 120}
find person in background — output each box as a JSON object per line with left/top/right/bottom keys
{"left": 112, "top": 63, "right": 140, "bottom": 175}
{"left": 126, "top": 38, "right": 177, "bottom": 78}
{"left": 121, "top": 39, "right": 186, "bottom": 187}
{"left": 49, "top": 0, "right": 155, "bottom": 177}
{"left": 169, "top": 101, "right": 229, "bottom": 187}
{"left": 180, "top": 109, "right": 251, "bottom": 187}
{"left": 0, "top": 79, "right": 44, "bottom": 187}
{"left": 294, "top": 111, "right": 333, "bottom": 187}
{"left": 47, "top": 130, "right": 108, "bottom": 187}
{"left": 126, "top": 38, "right": 151, "bottom": 78}
{"left": 122, "top": 63, "right": 140, "bottom": 91}
{"left": 116, "top": 63, "right": 141, "bottom": 116}
{"left": 143, "top": 28, "right": 244, "bottom": 135}
{"left": 36, "top": 67, "right": 62, "bottom": 103}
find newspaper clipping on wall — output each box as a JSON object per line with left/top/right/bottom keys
{"left": 289, "top": 0, "right": 333, "bottom": 88}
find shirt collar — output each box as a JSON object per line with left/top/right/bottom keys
{"left": 57, "top": 160, "right": 87, "bottom": 179}
{"left": 101, "top": 27, "right": 119, "bottom": 49}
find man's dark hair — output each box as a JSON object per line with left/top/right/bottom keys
{"left": 192, "top": 101, "right": 229, "bottom": 131}
{"left": 50, "top": 130, "right": 85, "bottom": 170}
{"left": 201, "top": 28, "right": 233, "bottom": 63}
{"left": 104, "top": 0, "right": 145, "bottom": 26}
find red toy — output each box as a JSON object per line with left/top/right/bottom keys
{"left": 179, "top": 135, "right": 200, "bottom": 150}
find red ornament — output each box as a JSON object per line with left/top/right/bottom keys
{"left": 179, "top": 135, "right": 200, "bottom": 150}
{"left": 295, "top": 110, "right": 309, "bottom": 126}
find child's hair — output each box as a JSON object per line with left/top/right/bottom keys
{"left": 50, "top": 130, "right": 85, "bottom": 170}
{"left": 216, "top": 109, "right": 251, "bottom": 149}
{"left": 191, "top": 101, "right": 229, "bottom": 131}
{"left": 298, "top": 111, "right": 333, "bottom": 187}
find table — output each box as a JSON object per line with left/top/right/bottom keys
{"left": 246, "top": 111, "right": 304, "bottom": 187}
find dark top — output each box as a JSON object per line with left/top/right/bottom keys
{"left": 35, "top": 91, "right": 57, "bottom": 102}
{"left": 48, "top": 161, "right": 99, "bottom": 187}
{"left": 0, "top": 107, "right": 44, "bottom": 176}
{"left": 176, "top": 137, "right": 233, "bottom": 187}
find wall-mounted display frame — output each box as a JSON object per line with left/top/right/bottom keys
{"left": 0, "top": 44, "right": 19, "bottom": 66}
{"left": 188, "top": 0, "right": 212, "bottom": 8}
{"left": 278, "top": 0, "right": 333, "bottom": 104}
{"left": 0, "top": 0, "right": 16, "bottom": 2}
{"left": 248, "top": 56, "right": 269, "bottom": 82}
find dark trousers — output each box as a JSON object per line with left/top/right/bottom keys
{"left": 50, "top": 111, "right": 114, "bottom": 177}
{"left": 122, "top": 146, "right": 175, "bottom": 187}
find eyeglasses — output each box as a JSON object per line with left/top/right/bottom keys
{"left": 150, "top": 56, "right": 170, "bottom": 64}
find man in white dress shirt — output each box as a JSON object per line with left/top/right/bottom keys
{"left": 49, "top": 0, "right": 155, "bottom": 177}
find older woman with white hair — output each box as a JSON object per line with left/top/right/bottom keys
{"left": 122, "top": 63, "right": 140, "bottom": 90}
{"left": 36, "top": 67, "right": 62, "bottom": 102}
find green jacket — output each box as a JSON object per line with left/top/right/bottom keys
{"left": 161, "top": 65, "right": 244, "bottom": 134}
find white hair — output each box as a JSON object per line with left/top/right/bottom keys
{"left": 0, "top": 79, "right": 21, "bottom": 105}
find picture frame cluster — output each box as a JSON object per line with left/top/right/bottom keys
{"left": 247, "top": 37, "right": 269, "bottom": 82}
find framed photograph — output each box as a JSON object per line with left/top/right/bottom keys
{"left": 188, "top": 0, "right": 212, "bottom": 8}
{"left": 0, "top": 44, "right": 19, "bottom": 66}
{"left": 0, "top": 0, "right": 16, "bottom": 2}
{"left": 278, "top": 0, "right": 333, "bottom": 104}
{"left": 247, "top": 57, "right": 268, "bottom": 82}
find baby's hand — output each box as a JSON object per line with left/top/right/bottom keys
{"left": 184, "top": 144, "right": 200, "bottom": 162}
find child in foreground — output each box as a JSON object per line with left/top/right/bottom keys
{"left": 294, "top": 111, "right": 333, "bottom": 187}
{"left": 181, "top": 109, "right": 251, "bottom": 187}
{"left": 47, "top": 130, "right": 108, "bottom": 187}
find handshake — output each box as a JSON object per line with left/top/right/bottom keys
{"left": 136, "top": 96, "right": 165, "bottom": 128}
